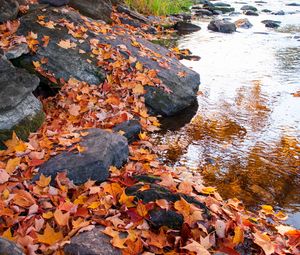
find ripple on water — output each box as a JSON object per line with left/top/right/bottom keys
{"left": 154, "top": 0, "right": 300, "bottom": 228}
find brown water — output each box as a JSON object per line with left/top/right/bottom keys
{"left": 154, "top": 0, "right": 300, "bottom": 227}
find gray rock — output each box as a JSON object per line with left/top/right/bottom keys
{"left": 235, "top": 18, "right": 253, "bottom": 28}
{"left": 0, "top": 237, "right": 25, "bottom": 255}
{"left": 0, "top": 56, "right": 44, "bottom": 144}
{"left": 262, "top": 9, "right": 272, "bottom": 12}
{"left": 17, "top": 7, "right": 200, "bottom": 116}
{"left": 213, "top": 2, "right": 231, "bottom": 7}
{"left": 286, "top": 3, "right": 300, "bottom": 6}
{"left": 262, "top": 20, "right": 281, "bottom": 28}
{"left": 244, "top": 10, "right": 259, "bottom": 16}
{"left": 64, "top": 227, "right": 121, "bottom": 255}
{"left": 117, "top": 5, "right": 150, "bottom": 24}
{"left": 4, "top": 43, "right": 29, "bottom": 60}
{"left": 17, "top": 7, "right": 106, "bottom": 87}
{"left": 38, "top": 0, "right": 69, "bottom": 6}
{"left": 149, "top": 209, "right": 183, "bottom": 229}
{"left": 210, "top": 6, "right": 235, "bottom": 13}
{"left": 173, "top": 21, "right": 201, "bottom": 34}
{"left": 255, "top": 1, "right": 267, "bottom": 3}
{"left": 34, "top": 129, "right": 129, "bottom": 185}
{"left": 272, "top": 10, "right": 285, "bottom": 15}
{"left": 240, "top": 5, "right": 258, "bottom": 11}
{"left": 69, "top": 0, "right": 112, "bottom": 23}
{"left": 0, "top": 56, "right": 39, "bottom": 111}
{"left": 208, "top": 19, "right": 236, "bottom": 33}
{"left": 194, "top": 9, "right": 214, "bottom": 16}
{"left": 0, "top": 0, "right": 19, "bottom": 23}
{"left": 113, "top": 120, "right": 141, "bottom": 143}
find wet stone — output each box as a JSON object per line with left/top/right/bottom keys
{"left": 240, "top": 5, "right": 258, "bottom": 11}
{"left": 0, "top": 237, "right": 25, "bottom": 255}
{"left": 235, "top": 18, "right": 253, "bottom": 29}
{"left": 244, "top": 10, "right": 259, "bottom": 16}
{"left": 208, "top": 19, "right": 236, "bottom": 33}
{"left": 173, "top": 21, "right": 201, "bottom": 34}
{"left": 113, "top": 120, "right": 142, "bottom": 143}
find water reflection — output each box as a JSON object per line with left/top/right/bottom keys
{"left": 154, "top": 0, "right": 300, "bottom": 227}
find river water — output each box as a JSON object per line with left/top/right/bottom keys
{"left": 155, "top": 0, "right": 300, "bottom": 227}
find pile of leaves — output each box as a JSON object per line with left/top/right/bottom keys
{"left": 0, "top": 3, "right": 299, "bottom": 255}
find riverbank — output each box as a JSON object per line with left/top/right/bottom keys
{"left": 0, "top": 0, "right": 299, "bottom": 254}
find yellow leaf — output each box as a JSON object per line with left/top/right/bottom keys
{"left": 1, "top": 228, "right": 15, "bottom": 241}
{"left": 88, "top": 201, "right": 102, "bottom": 209}
{"left": 132, "top": 83, "right": 145, "bottom": 95}
{"left": 54, "top": 209, "right": 70, "bottom": 226}
{"left": 119, "top": 191, "right": 135, "bottom": 207}
{"left": 261, "top": 205, "right": 274, "bottom": 214}
{"left": 137, "top": 201, "right": 148, "bottom": 217}
{"left": 233, "top": 226, "right": 244, "bottom": 245}
{"left": 37, "top": 223, "right": 63, "bottom": 245}
{"left": 36, "top": 174, "right": 51, "bottom": 188}
{"left": 135, "top": 61, "right": 143, "bottom": 71}
{"left": 42, "top": 211, "right": 54, "bottom": 219}
{"left": 4, "top": 132, "right": 26, "bottom": 153}
{"left": 5, "top": 158, "right": 21, "bottom": 174}
{"left": 201, "top": 187, "right": 217, "bottom": 195}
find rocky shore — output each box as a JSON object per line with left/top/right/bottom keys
{"left": 0, "top": 0, "right": 299, "bottom": 254}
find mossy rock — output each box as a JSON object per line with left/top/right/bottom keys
{"left": 0, "top": 110, "right": 45, "bottom": 149}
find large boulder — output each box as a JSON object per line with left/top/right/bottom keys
{"left": 17, "top": 6, "right": 200, "bottom": 116}
{"left": 33, "top": 129, "right": 129, "bottom": 184}
{"left": 0, "top": 237, "right": 25, "bottom": 255}
{"left": 69, "top": 0, "right": 112, "bottom": 23}
{"left": 0, "top": 0, "right": 19, "bottom": 23}
{"left": 0, "top": 56, "right": 44, "bottom": 145}
{"left": 64, "top": 227, "right": 121, "bottom": 255}
{"left": 208, "top": 19, "right": 236, "bottom": 33}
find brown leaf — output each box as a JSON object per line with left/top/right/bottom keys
{"left": 54, "top": 209, "right": 70, "bottom": 226}
{"left": 182, "top": 239, "right": 210, "bottom": 255}
{"left": 253, "top": 231, "right": 275, "bottom": 255}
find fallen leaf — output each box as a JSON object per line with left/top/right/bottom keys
{"left": 253, "top": 231, "right": 275, "bottom": 255}
{"left": 54, "top": 209, "right": 70, "bottom": 226}
{"left": 37, "top": 223, "right": 63, "bottom": 245}
{"left": 36, "top": 174, "right": 51, "bottom": 188}
{"left": 0, "top": 169, "right": 10, "bottom": 184}
{"left": 182, "top": 239, "right": 210, "bottom": 255}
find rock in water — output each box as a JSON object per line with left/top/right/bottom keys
{"left": 0, "top": 56, "right": 44, "bottom": 145}
{"left": 0, "top": 0, "right": 19, "bottom": 23}
{"left": 113, "top": 120, "right": 142, "bottom": 143}
{"left": 17, "top": 6, "right": 200, "bottom": 116}
{"left": 64, "top": 227, "right": 121, "bottom": 255}
{"left": 208, "top": 19, "right": 236, "bottom": 33}
{"left": 261, "top": 20, "right": 281, "bottom": 28}
{"left": 34, "top": 129, "right": 129, "bottom": 185}
{"left": 38, "top": 0, "right": 69, "bottom": 6}
{"left": 240, "top": 5, "right": 258, "bottom": 11}
{"left": 173, "top": 21, "right": 201, "bottom": 34}
{"left": 235, "top": 18, "right": 253, "bottom": 29}
{"left": 244, "top": 10, "right": 259, "bottom": 16}
{"left": 69, "top": 0, "right": 112, "bottom": 23}
{"left": 0, "top": 237, "right": 25, "bottom": 255}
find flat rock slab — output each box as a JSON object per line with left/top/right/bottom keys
{"left": 17, "top": 6, "right": 200, "bottom": 116}
{"left": 0, "top": 0, "right": 19, "bottom": 23}
{"left": 0, "top": 237, "right": 25, "bottom": 255}
{"left": 64, "top": 227, "right": 121, "bottom": 255}
{"left": 34, "top": 128, "right": 128, "bottom": 185}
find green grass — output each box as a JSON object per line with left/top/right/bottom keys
{"left": 124, "top": 0, "right": 193, "bottom": 16}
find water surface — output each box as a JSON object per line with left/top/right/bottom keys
{"left": 155, "top": 0, "right": 300, "bottom": 227}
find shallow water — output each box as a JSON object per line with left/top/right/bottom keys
{"left": 155, "top": 0, "right": 300, "bottom": 227}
